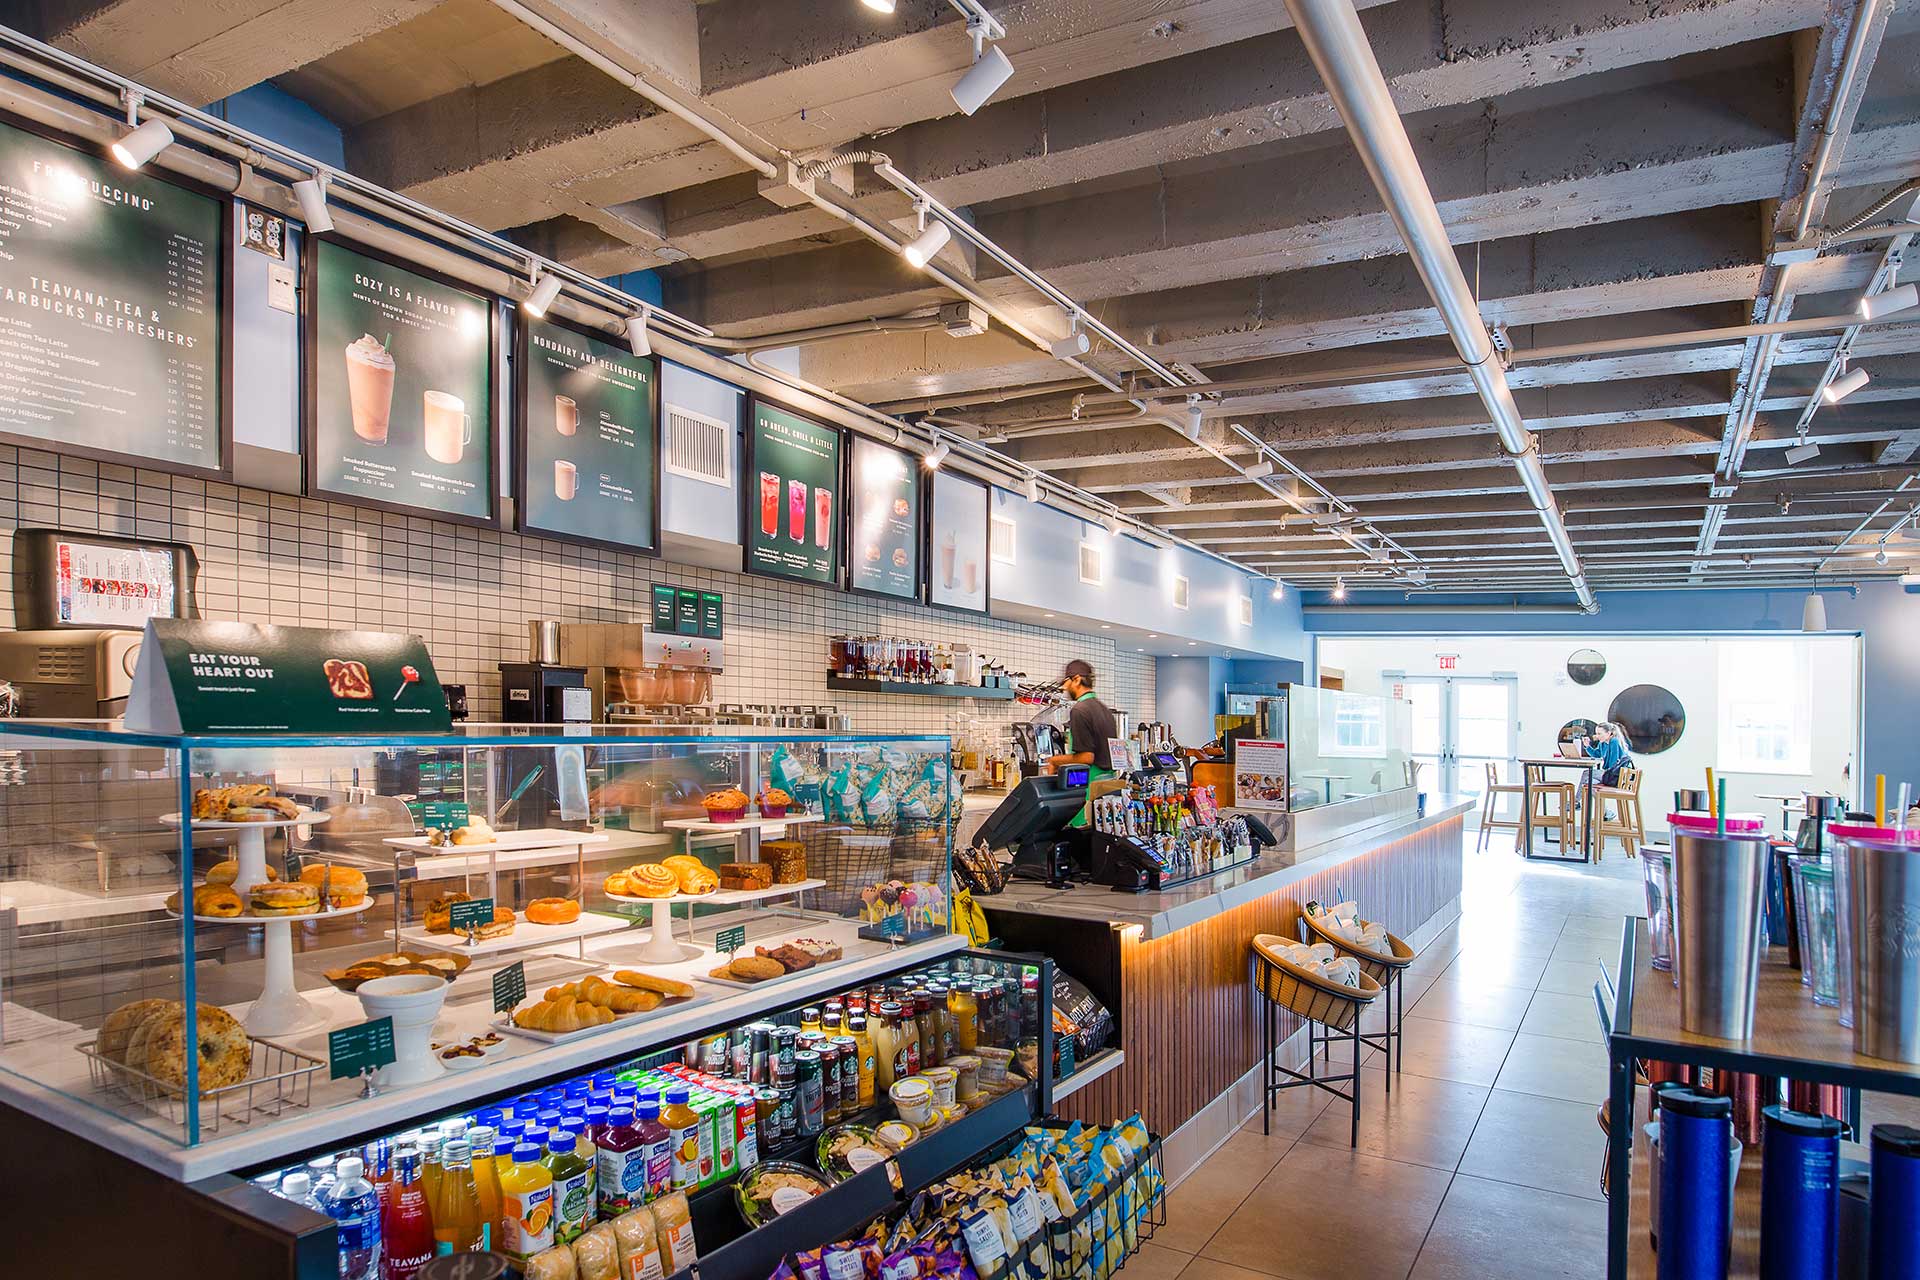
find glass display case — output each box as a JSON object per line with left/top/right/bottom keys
{"left": 0, "top": 725, "right": 961, "bottom": 1178}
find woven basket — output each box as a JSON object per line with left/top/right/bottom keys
{"left": 1251, "top": 934, "right": 1381, "bottom": 1031}
{"left": 1301, "top": 912, "right": 1415, "bottom": 985}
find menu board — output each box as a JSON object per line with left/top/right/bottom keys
{"left": 306, "top": 239, "right": 495, "bottom": 524}
{"left": 0, "top": 119, "right": 225, "bottom": 474}
{"left": 927, "top": 468, "right": 989, "bottom": 613}
{"left": 847, "top": 435, "right": 921, "bottom": 599}
{"left": 515, "top": 315, "right": 659, "bottom": 552}
{"left": 745, "top": 397, "right": 841, "bottom": 586}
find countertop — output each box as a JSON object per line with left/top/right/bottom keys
{"left": 979, "top": 796, "right": 1474, "bottom": 939}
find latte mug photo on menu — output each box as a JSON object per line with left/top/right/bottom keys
{"left": 554, "top": 394, "right": 577, "bottom": 437}
{"left": 554, "top": 459, "right": 577, "bottom": 501}
{"left": 423, "top": 391, "right": 471, "bottom": 465}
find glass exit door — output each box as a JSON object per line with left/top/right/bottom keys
{"left": 1402, "top": 675, "right": 1517, "bottom": 820}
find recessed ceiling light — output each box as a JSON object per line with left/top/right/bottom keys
{"left": 861, "top": 0, "right": 896, "bottom": 12}
{"left": 1043, "top": 612, "right": 1054, "bottom": 618}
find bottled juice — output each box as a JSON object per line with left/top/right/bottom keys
{"left": 494, "top": 1121, "right": 526, "bottom": 1179}
{"left": 928, "top": 983, "right": 955, "bottom": 1062}
{"left": 466, "top": 1126, "right": 503, "bottom": 1241}
{"left": 661, "top": 1086, "right": 703, "bottom": 1192}
{"left": 636, "top": 1095, "right": 672, "bottom": 1203}
{"left": 544, "top": 1130, "right": 594, "bottom": 1244}
{"left": 379, "top": 1147, "right": 434, "bottom": 1280}
{"left": 417, "top": 1132, "right": 445, "bottom": 1209}
{"left": 500, "top": 1143, "right": 555, "bottom": 1262}
{"left": 595, "top": 1106, "right": 646, "bottom": 1218}
{"left": 695, "top": 1091, "right": 735, "bottom": 1184}
{"left": 432, "top": 1138, "right": 488, "bottom": 1254}
{"left": 949, "top": 980, "right": 979, "bottom": 1052}
{"left": 849, "top": 1014, "right": 877, "bottom": 1108}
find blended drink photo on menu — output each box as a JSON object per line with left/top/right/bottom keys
{"left": 0, "top": 120, "right": 223, "bottom": 473}
{"left": 746, "top": 398, "right": 841, "bottom": 586}
{"left": 848, "top": 435, "right": 920, "bottom": 599}
{"left": 517, "top": 316, "right": 657, "bottom": 551}
{"left": 928, "top": 468, "right": 989, "bottom": 613}
{"left": 308, "top": 240, "right": 493, "bottom": 522}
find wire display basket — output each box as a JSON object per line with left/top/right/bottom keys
{"left": 1300, "top": 913, "right": 1415, "bottom": 985}
{"left": 77, "top": 1033, "right": 324, "bottom": 1136}
{"left": 1252, "top": 934, "right": 1381, "bottom": 1032}
{"left": 1040, "top": 1128, "right": 1166, "bottom": 1280}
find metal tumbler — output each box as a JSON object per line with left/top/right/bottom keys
{"left": 1671, "top": 815, "right": 1772, "bottom": 1041}
{"left": 1759, "top": 1106, "right": 1841, "bottom": 1280}
{"left": 1832, "top": 824, "right": 1920, "bottom": 1062}
{"left": 1869, "top": 1124, "right": 1920, "bottom": 1279}
{"left": 1659, "top": 1088, "right": 1736, "bottom": 1280}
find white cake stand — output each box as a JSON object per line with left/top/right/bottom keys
{"left": 600, "top": 889, "right": 704, "bottom": 963}
{"left": 161, "top": 809, "right": 355, "bottom": 1037}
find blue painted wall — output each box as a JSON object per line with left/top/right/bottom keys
{"left": 208, "top": 84, "right": 345, "bottom": 168}
{"left": 1302, "top": 584, "right": 1920, "bottom": 791}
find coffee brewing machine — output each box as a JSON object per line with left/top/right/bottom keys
{"left": 559, "top": 622, "right": 725, "bottom": 727}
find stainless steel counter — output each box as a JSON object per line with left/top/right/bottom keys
{"left": 982, "top": 796, "right": 1475, "bottom": 939}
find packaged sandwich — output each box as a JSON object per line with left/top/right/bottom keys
{"left": 610, "top": 1208, "right": 664, "bottom": 1280}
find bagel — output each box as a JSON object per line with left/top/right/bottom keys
{"left": 526, "top": 897, "right": 580, "bottom": 925}
{"left": 123, "top": 1000, "right": 186, "bottom": 1079}
{"left": 144, "top": 1003, "right": 251, "bottom": 1094}
{"left": 97, "top": 998, "right": 172, "bottom": 1065}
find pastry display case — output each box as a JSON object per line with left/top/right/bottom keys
{"left": 0, "top": 725, "right": 960, "bottom": 1199}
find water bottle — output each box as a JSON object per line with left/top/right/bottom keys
{"left": 1870, "top": 1124, "right": 1920, "bottom": 1280}
{"left": 307, "top": 1155, "right": 339, "bottom": 1199}
{"left": 322, "top": 1155, "right": 382, "bottom": 1280}
{"left": 1760, "top": 1106, "right": 1840, "bottom": 1280}
{"left": 276, "top": 1171, "right": 322, "bottom": 1212}
{"left": 1658, "top": 1088, "right": 1733, "bottom": 1280}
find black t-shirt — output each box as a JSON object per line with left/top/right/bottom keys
{"left": 1066, "top": 695, "right": 1119, "bottom": 771}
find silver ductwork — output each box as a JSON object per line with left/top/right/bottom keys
{"left": 1279, "top": 0, "right": 1598, "bottom": 613}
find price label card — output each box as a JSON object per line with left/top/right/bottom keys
{"left": 877, "top": 913, "right": 908, "bottom": 940}
{"left": 1056, "top": 1036, "right": 1076, "bottom": 1081}
{"left": 448, "top": 896, "right": 496, "bottom": 933}
{"left": 651, "top": 584, "right": 677, "bottom": 632}
{"left": 716, "top": 923, "right": 747, "bottom": 955}
{"left": 492, "top": 960, "right": 527, "bottom": 1013}
{"left": 329, "top": 1016, "right": 396, "bottom": 1081}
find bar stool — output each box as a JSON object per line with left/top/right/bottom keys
{"left": 1477, "top": 761, "right": 1526, "bottom": 852}
{"left": 1252, "top": 934, "right": 1382, "bottom": 1147}
{"left": 1594, "top": 766, "right": 1645, "bottom": 858}
{"left": 1516, "top": 764, "right": 1578, "bottom": 854}
{"left": 1303, "top": 911, "right": 1416, "bottom": 1091}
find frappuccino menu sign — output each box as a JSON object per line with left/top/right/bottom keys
{"left": 308, "top": 240, "right": 494, "bottom": 522}
{"left": 0, "top": 120, "right": 223, "bottom": 473}
{"left": 517, "top": 316, "right": 658, "bottom": 551}
{"left": 124, "top": 618, "right": 452, "bottom": 735}
{"left": 746, "top": 397, "right": 841, "bottom": 587}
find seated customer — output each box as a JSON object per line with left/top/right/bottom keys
{"left": 1583, "top": 721, "right": 1634, "bottom": 787}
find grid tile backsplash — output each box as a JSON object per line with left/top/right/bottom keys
{"left": 0, "top": 447, "right": 1155, "bottom": 751}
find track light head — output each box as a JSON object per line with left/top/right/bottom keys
{"left": 903, "top": 217, "right": 951, "bottom": 269}
{"left": 110, "top": 117, "right": 173, "bottom": 170}
{"left": 524, "top": 270, "right": 563, "bottom": 318}
{"left": 1270, "top": 580, "right": 1284, "bottom": 600}
{"left": 1023, "top": 473, "right": 1042, "bottom": 503}
{"left": 951, "top": 35, "right": 1014, "bottom": 116}
{"left": 1876, "top": 545, "right": 1890, "bottom": 567}
{"left": 1332, "top": 577, "right": 1347, "bottom": 601}
{"left": 292, "top": 174, "right": 333, "bottom": 234}
{"left": 1784, "top": 440, "right": 1821, "bottom": 466}
{"left": 1101, "top": 512, "right": 1121, "bottom": 536}
{"left": 1049, "top": 326, "right": 1090, "bottom": 361}
{"left": 1859, "top": 282, "right": 1919, "bottom": 322}
{"left": 1823, "top": 366, "right": 1870, "bottom": 403}
{"left": 1777, "top": 494, "right": 1793, "bottom": 516}
{"left": 921, "top": 438, "right": 950, "bottom": 471}
{"left": 625, "top": 307, "right": 652, "bottom": 358}
{"left": 1182, "top": 394, "right": 1206, "bottom": 441}
{"left": 1242, "top": 459, "right": 1275, "bottom": 479}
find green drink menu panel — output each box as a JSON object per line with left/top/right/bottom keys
{"left": 848, "top": 434, "right": 920, "bottom": 599}
{"left": 746, "top": 398, "right": 841, "bottom": 586}
{"left": 518, "top": 316, "right": 657, "bottom": 550}
{"left": 308, "top": 240, "right": 494, "bottom": 522}
{"left": 0, "top": 120, "right": 223, "bottom": 473}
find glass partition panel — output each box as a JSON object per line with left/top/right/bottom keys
{"left": 1285, "top": 686, "right": 1415, "bottom": 811}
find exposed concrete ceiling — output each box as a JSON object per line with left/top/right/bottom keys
{"left": 21, "top": 0, "right": 1920, "bottom": 598}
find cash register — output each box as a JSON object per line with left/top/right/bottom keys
{"left": 971, "top": 765, "right": 1092, "bottom": 888}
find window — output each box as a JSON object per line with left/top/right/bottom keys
{"left": 1329, "top": 693, "right": 1384, "bottom": 753}
{"left": 1717, "top": 640, "right": 1812, "bottom": 774}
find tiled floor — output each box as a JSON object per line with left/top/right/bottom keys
{"left": 1133, "top": 832, "right": 1645, "bottom": 1280}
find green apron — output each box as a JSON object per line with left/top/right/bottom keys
{"left": 1067, "top": 691, "right": 1116, "bottom": 829}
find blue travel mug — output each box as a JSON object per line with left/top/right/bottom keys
{"left": 1660, "top": 1088, "right": 1734, "bottom": 1280}
{"left": 1760, "top": 1105, "right": 1840, "bottom": 1280}
{"left": 1870, "top": 1124, "right": 1920, "bottom": 1280}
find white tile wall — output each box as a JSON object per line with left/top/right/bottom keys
{"left": 0, "top": 445, "right": 1154, "bottom": 750}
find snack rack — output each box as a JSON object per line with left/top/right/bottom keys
{"left": 75, "top": 1034, "right": 325, "bottom": 1139}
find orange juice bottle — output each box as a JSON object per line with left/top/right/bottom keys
{"left": 661, "top": 1086, "right": 703, "bottom": 1192}
{"left": 432, "top": 1139, "right": 488, "bottom": 1254}
{"left": 500, "top": 1143, "right": 555, "bottom": 1262}
{"left": 466, "top": 1126, "right": 503, "bottom": 1242}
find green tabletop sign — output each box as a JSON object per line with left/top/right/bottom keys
{"left": 715, "top": 923, "right": 747, "bottom": 955}
{"left": 493, "top": 961, "right": 527, "bottom": 1014}
{"left": 329, "top": 1017, "right": 397, "bottom": 1081}
{"left": 651, "top": 584, "right": 677, "bottom": 632}
{"left": 517, "top": 316, "right": 658, "bottom": 551}
{"left": 675, "top": 587, "right": 701, "bottom": 636}
{"left": 124, "top": 619, "right": 451, "bottom": 735}
{"left": 876, "top": 913, "right": 908, "bottom": 941}
{"left": 448, "top": 897, "right": 496, "bottom": 933}
{"left": 410, "top": 800, "right": 470, "bottom": 831}
{"left": 746, "top": 398, "right": 842, "bottom": 586}
{"left": 699, "top": 591, "right": 724, "bottom": 639}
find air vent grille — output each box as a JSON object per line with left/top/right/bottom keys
{"left": 663, "top": 404, "right": 732, "bottom": 487}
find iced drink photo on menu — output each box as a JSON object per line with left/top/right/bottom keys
{"left": 814, "top": 487, "right": 833, "bottom": 549}
{"left": 788, "top": 479, "right": 807, "bottom": 543}
{"left": 554, "top": 459, "right": 577, "bottom": 500}
{"left": 423, "top": 391, "right": 471, "bottom": 465}
{"left": 759, "top": 472, "right": 781, "bottom": 537}
{"left": 964, "top": 558, "right": 979, "bottom": 594}
{"left": 940, "top": 529, "right": 958, "bottom": 589}
{"left": 344, "top": 334, "right": 395, "bottom": 445}
{"left": 554, "top": 395, "right": 577, "bottom": 436}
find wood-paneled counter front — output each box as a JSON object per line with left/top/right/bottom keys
{"left": 985, "top": 800, "right": 1470, "bottom": 1140}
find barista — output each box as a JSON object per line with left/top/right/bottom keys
{"left": 1044, "top": 659, "right": 1118, "bottom": 829}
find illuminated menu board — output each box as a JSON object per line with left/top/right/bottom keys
{"left": 0, "top": 119, "right": 225, "bottom": 474}
{"left": 745, "top": 396, "right": 842, "bottom": 587}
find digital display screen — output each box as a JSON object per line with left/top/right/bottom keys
{"left": 54, "top": 539, "right": 179, "bottom": 626}
{"left": 1060, "top": 765, "right": 1091, "bottom": 788}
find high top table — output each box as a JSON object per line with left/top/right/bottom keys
{"left": 1519, "top": 755, "right": 1601, "bottom": 862}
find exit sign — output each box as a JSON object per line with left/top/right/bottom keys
{"left": 1437, "top": 654, "right": 1459, "bottom": 671}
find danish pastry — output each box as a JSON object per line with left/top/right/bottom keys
{"left": 621, "top": 863, "right": 679, "bottom": 898}
{"left": 424, "top": 890, "right": 472, "bottom": 933}
{"left": 673, "top": 863, "right": 718, "bottom": 896}
{"left": 196, "top": 886, "right": 245, "bottom": 917}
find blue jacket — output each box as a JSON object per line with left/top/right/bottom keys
{"left": 1585, "top": 736, "right": 1628, "bottom": 773}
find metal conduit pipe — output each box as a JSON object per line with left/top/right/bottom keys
{"left": 1279, "top": 0, "right": 1598, "bottom": 609}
